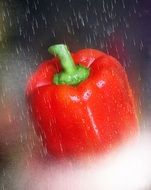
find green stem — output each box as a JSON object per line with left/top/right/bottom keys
{"left": 48, "top": 44, "right": 76, "bottom": 74}
{"left": 48, "top": 44, "right": 90, "bottom": 85}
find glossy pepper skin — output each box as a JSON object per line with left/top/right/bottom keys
{"left": 26, "top": 44, "right": 138, "bottom": 159}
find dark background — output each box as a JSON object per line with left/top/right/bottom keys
{"left": 0, "top": 0, "right": 151, "bottom": 189}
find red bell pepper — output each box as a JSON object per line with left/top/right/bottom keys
{"left": 26, "top": 44, "right": 139, "bottom": 159}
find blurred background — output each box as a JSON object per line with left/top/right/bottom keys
{"left": 0, "top": 0, "right": 151, "bottom": 189}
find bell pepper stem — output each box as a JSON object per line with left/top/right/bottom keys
{"left": 48, "top": 44, "right": 90, "bottom": 85}
{"left": 48, "top": 44, "right": 76, "bottom": 74}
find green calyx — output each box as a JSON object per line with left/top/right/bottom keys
{"left": 48, "top": 44, "right": 90, "bottom": 85}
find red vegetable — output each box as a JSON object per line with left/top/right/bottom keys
{"left": 26, "top": 44, "right": 139, "bottom": 159}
